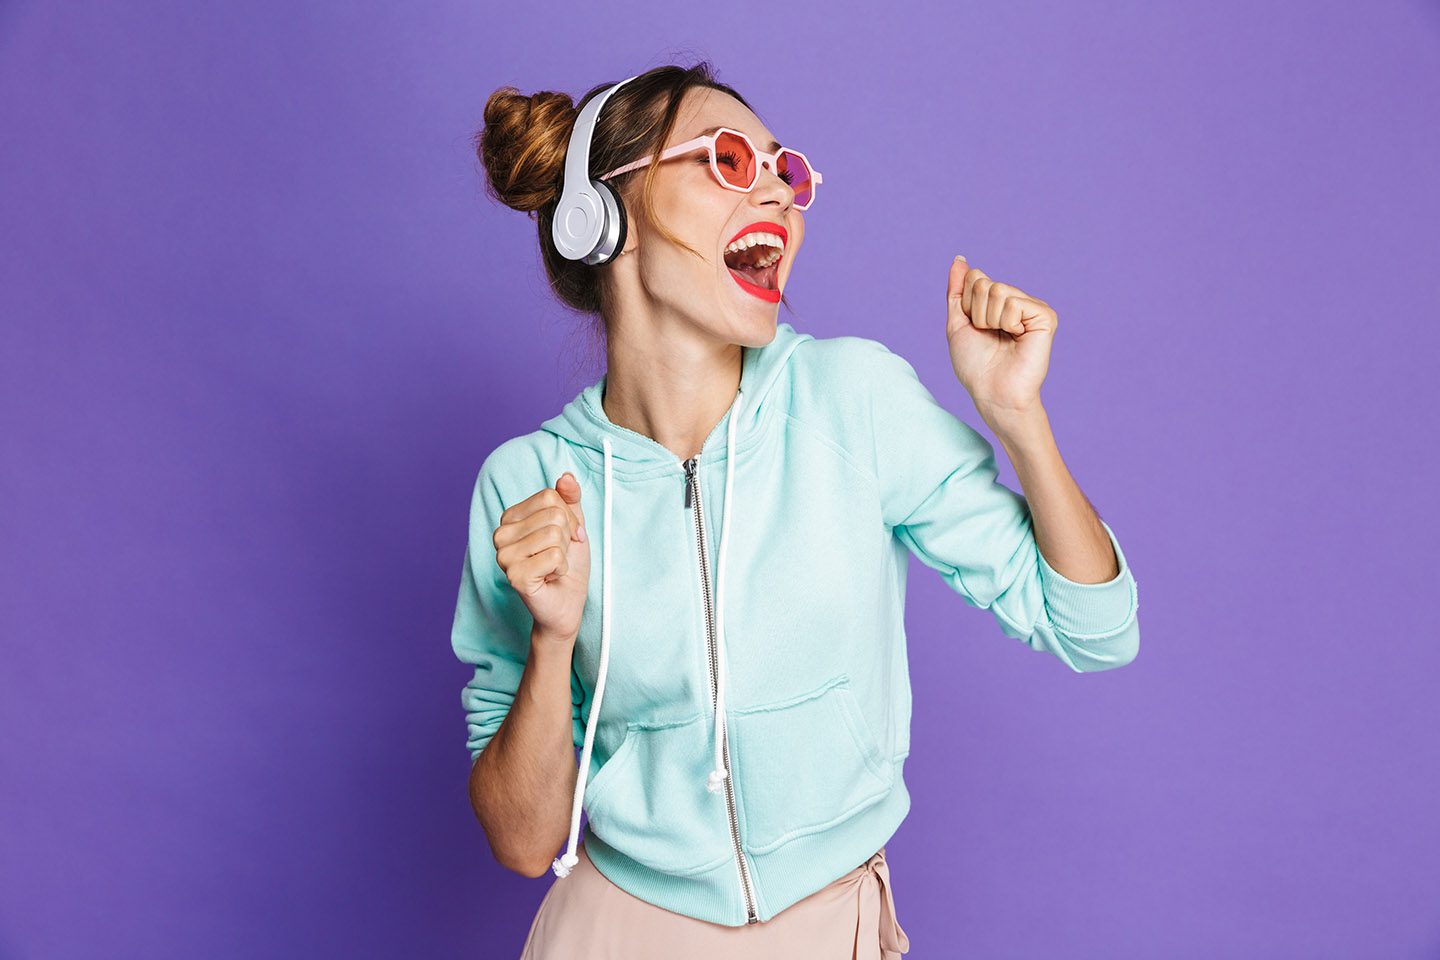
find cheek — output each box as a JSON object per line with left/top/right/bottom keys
{"left": 785, "top": 224, "right": 804, "bottom": 264}
{"left": 659, "top": 196, "right": 729, "bottom": 255}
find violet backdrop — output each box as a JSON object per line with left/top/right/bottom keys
{"left": 2, "top": 0, "right": 1438, "bottom": 957}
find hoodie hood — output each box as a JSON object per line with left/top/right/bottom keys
{"left": 538, "top": 321, "right": 812, "bottom": 879}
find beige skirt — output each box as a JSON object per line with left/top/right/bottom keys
{"left": 520, "top": 841, "right": 910, "bottom": 959}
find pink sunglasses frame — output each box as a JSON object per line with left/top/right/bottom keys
{"left": 598, "top": 127, "right": 823, "bottom": 211}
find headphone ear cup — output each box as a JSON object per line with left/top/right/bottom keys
{"left": 583, "top": 179, "right": 628, "bottom": 266}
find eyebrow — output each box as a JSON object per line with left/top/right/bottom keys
{"left": 698, "top": 125, "right": 782, "bottom": 152}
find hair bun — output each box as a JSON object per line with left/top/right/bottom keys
{"left": 476, "top": 87, "right": 579, "bottom": 214}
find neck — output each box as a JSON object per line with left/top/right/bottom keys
{"left": 601, "top": 324, "right": 743, "bottom": 462}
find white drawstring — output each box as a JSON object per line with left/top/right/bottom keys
{"left": 706, "top": 388, "right": 743, "bottom": 793}
{"left": 552, "top": 436, "right": 614, "bottom": 878}
{"left": 552, "top": 387, "right": 744, "bottom": 875}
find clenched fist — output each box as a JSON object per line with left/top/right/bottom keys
{"left": 492, "top": 471, "right": 591, "bottom": 643}
{"left": 946, "top": 254, "right": 1057, "bottom": 424}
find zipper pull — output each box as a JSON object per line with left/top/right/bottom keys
{"left": 683, "top": 457, "right": 696, "bottom": 509}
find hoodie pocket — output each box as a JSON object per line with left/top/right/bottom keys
{"left": 582, "top": 712, "right": 739, "bottom": 878}
{"left": 729, "top": 673, "right": 894, "bottom": 857}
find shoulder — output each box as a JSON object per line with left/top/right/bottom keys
{"left": 791, "top": 331, "right": 900, "bottom": 368}
{"left": 792, "top": 332, "right": 917, "bottom": 383}
{"left": 784, "top": 332, "right": 919, "bottom": 416}
{"left": 471, "top": 429, "right": 573, "bottom": 514}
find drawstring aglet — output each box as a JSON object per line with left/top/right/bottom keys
{"left": 706, "top": 767, "right": 729, "bottom": 794}
{"left": 552, "top": 852, "right": 579, "bottom": 877}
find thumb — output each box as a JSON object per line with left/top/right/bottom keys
{"left": 947, "top": 254, "right": 972, "bottom": 329}
{"left": 555, "top": 472, "right": 587, "bottom": 540}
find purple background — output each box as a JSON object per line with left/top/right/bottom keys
{"left": 4, "top": 0, "right": 1438, "bottom": 956}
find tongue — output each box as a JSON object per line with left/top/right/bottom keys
{"left": 733, "top": 262, "right": 775, "bottom": 290}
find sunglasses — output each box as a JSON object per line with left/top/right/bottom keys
{"left": 598, "top": 127, "right": 823, "bottom": 211}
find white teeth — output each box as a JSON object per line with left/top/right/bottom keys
{"left": 723, "top": 231, "right": 785, "bottom": 271}
{"left": 723, "top": 231, "right": 785, "bottom": 257}
{"left": 727, "top": 248, "right": 782, "bottom": 269}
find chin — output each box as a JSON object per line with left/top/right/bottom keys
{"left": 740, "top": 320, "right": 779, "bottom": 348}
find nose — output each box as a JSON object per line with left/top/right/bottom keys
{"left": 750, "top": 158, "right": 794, "bottom": 209}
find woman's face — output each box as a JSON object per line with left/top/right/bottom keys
{"left": 614, "top": 86, "right": 805, "bottom": 348}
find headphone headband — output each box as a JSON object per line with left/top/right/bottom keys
{"left": 551, "top": 74, "right": 641, "bottom": 265}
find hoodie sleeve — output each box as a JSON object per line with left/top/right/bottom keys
{"left": 451, "top": 460, "right": 586, "bottom": 763}
{"left": 859, "top": 338, "right": 1140, "bottom": 672}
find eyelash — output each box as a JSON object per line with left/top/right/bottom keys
{"left": 702, "top": 151, "right": 796, "bottom": 186}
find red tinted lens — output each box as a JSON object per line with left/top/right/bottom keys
{"left": 714, "top": 131, "right": 756, "bottom": 188}
{"left": 777, "top": 150, "right": 814, "bottom": 207}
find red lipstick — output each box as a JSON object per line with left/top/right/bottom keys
{"left": 725, "top": 221, "right": 787, "bottom": 304}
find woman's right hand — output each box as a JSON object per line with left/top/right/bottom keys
{"left": 493, "top": 472, "right": 590, "bottom": 643}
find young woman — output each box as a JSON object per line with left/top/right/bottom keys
{"left": 454, "top": 62, "right": 1141, "bottom": 958}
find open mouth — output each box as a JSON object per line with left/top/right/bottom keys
{"left": 723, "top": 227, "right": 785, "bottom": 302}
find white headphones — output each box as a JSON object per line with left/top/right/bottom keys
{"left": 551, "top": 74, "right": 642, "bottom": 266}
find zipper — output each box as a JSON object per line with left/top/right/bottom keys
{"left": 683, "top": 454, "right": 759, "bottom": 924}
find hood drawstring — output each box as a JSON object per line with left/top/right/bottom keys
{"left": 552, "top": 435, "right": 615, "bottom": 878}
{"left": 552, "top": 389, "right": 744, "bottom": 878}
{"left": 706, "top": 387, "right": 742, "bottom": 794}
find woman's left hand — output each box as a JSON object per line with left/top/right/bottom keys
{"left": 945, "top": 255, "right": 1057, "bottom": 424}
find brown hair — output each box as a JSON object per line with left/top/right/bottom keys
{"left": 475, "top": 62, "right": 795, "bottom": 343}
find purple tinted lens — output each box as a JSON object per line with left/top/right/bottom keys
{"left": 777, "top": 150, "right": 813, "bottom": 207}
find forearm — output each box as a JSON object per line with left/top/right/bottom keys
{"left": 985, "top": 403, "right": 1120, "bottom": 585}
{"left": 469, "top": 625, "right": 580, "bottom": 877}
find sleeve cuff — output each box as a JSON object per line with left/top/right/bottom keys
{"left": 1035, "top": 518, "right": 1139, "bottom": 639}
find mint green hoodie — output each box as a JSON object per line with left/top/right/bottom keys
{"left": 451, "top": 320, "right": 1140, "bottom": 926}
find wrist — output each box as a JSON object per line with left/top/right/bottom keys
{"left": 530, "top": 624, "right": 578, "bottom": 649}
{"left": 981, "top": 400, "right": 1048, "bottom": 440}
